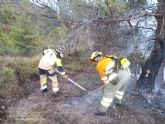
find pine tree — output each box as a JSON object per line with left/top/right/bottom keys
{"left": 9, "top": 15, "right": 37, "bottom": 56}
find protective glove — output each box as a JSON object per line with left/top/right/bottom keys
{"left": 104, "top": 79, "right": 110, "bottom": 84}
{"left": 48, "top": 70, "right": 55, "bottom": 76}
{"left": 63, "top": 74, "right": 69, "bottom": 79}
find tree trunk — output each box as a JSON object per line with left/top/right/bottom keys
{"left": 104, "top": 0, "right": 109, "bottom": 6}
{"left": 137, "top": 1, "right": 165, "bottom": 91}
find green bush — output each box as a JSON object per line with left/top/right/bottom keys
{"left": 0, "top": 66, "right": 16, "bottom": 96}
{"left": 13, "top": 57, "right": 39, "bottom": 81}
{"left": 0, "top": 10, "right": 12, "bottom": 23}
{"left": 0, "top": 56, "right": 40, "bottom": 97}
{"left": 1, "top": 66, "right": 15, "bottom": 81}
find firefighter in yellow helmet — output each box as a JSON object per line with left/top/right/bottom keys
{"left": 38, "top": 46, "right": 68, "bottom": 93}
{"left": 90, "top": 51, "right": 131, "bottom": 116}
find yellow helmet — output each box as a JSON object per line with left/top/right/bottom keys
{"left": 90, "top": 51, "right": 102, "bottom": 60}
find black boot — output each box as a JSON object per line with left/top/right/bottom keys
{"left": 41, "top": 88, "right": 49, "bottom": 93}
{"left": 94, "top": 111, "right": 106, "bottom": 116}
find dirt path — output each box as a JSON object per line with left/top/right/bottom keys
{"left": 5, "top": 70, "right": 165, "bottom": 124}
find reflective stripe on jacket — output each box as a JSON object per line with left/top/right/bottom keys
{"left": 96, "top": 57, "right": 115, "bottom": 81}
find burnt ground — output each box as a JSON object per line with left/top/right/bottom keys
{"left": 2, "top": 68, "right": 165, "bottom": 124}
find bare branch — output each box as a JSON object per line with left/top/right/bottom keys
{"left": 93, "top": 11, "right": 162, "bottom": 24}
{"left": 127, "top": 20, "right": 133, "bottom": 30}
{"left": 159, "top": 16, "right": 165, "bottom": 35}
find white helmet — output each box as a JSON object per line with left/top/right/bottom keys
{"left": 56, "top": 46, "right": 66, "bottom": 54}
{"left": 56, "top": 46, "right": 66, "bottom": 58}
{"left": 90, "top": 51, "right": 102, "bottom": 60}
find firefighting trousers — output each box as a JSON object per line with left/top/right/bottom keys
{"left": 99, "top": 68, "right": 131, "bottom": 112}
{"left": 39, "top": 68, "right": 59, "bottom": 91}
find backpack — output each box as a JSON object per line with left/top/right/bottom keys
{"left": 120, "top": 57, "right": 130, "bottom": 69}
{"left": 105, "top": 55, "right": 130, "bottom": 70}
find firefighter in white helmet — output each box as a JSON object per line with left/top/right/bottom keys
{"left": 38, "top": 46, "right": 68, "bottom": 93}
{"left": 90, "top": 51, "right": 131, "bottom": 116}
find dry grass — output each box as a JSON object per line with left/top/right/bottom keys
{"left": 0, "top": 55, "right": 41, "bottom": 97}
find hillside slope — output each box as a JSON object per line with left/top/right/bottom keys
{"left": 5, "top": 69, "right": 165, "bottom": 124}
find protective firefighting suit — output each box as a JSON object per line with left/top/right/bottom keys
{"left": 96, "top": 56, "right": 131, "bottom": 113}
{"left": 38, "top": 48, "right": 65, "bottom": 93}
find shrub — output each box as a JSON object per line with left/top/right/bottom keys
{"left": 0, "top": 10, "right": 13, "bottom": 23}
{"left": 127, "top": 51, "right": 145, "bottom": 74}
{"left": 13, "top": 56, "right": 39, "bottom": 81}
{"left": 0, "top": 66, "right": 16, "bottom": 96}
{"left": 0, "top": 56, "right": 40, "bottom": 97}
